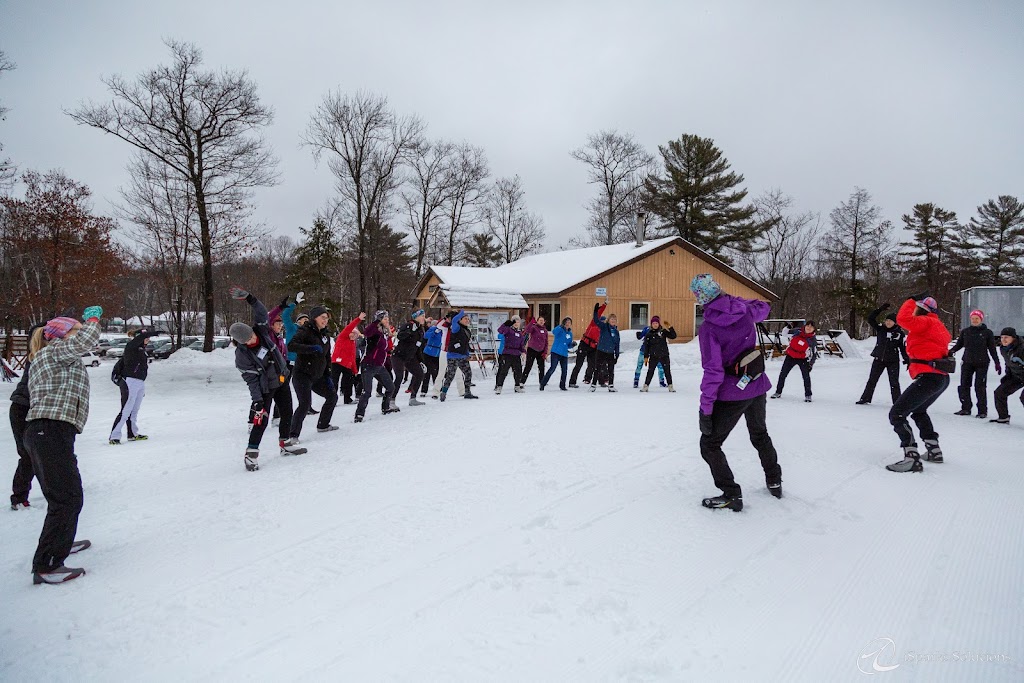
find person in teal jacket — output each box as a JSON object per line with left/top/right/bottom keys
{"left": 540, "top": 317, "right": 574, "bottom": 391}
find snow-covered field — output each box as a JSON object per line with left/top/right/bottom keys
{"left": 1, "top": 344, "right": 1022, "bottom": 681}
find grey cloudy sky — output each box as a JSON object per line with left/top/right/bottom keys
{"left": 1, "top": 0, "right": 1021, "bottom": 250}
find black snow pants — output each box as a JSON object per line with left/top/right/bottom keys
{"left": 699, "top": 394, "right": 781, "bottom": 499}
{"left": 958, "top": 360, "right": 990, "bottom": 414}
{"left": 993, "top": 374, "right": 1024, "bottom": 420}
{"left": 860, "top": 358, "right": 902, "bottom": 404}
{"left": 9, "top": 402, "right": 34, "bottom": 506}
{"left": 775, "top": 355, "right": 812, "bottom": 397}
{"left": 24, "top": 419, "right": 83, "bottom": 573}
{"left": 889, "top": 372, "right": 950, "bottom": 448}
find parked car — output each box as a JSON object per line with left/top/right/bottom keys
{"left": 151, "top": 336, "right": 201, "bottom": 360}
{"left": 100, "top": 338, "right": 131, "bottom": 357}
{"left": 187, "top": 338, "right": 231, "bottom": 350}
{"left": 145, "top": 338, "right": 172, "bottom": 358}
{"left": 81, "top": 351, "right": 102, "bottom": 367}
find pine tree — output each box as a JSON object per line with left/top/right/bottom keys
{"left": 283, "top": 217, "right": 344, "bottom": 315}
{"left": 643, "top": 134, "right": 760, "bottom": 263}
{"left": 462, "top": 232, "right": 503, "bottom": 267}
{"left": 898, "top": 203, "right": 958, "bottom": 294}
{"left": 365, "top": 216, "right": 416, "bottom": 313}
{"left": 957, "top": 195, "right": 1024, "bottom": 285}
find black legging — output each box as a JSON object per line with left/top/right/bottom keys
{"left": 523, "top": 348, "right": 546, "bottom": 384}
{"left": 644, "top": 353, "right": 673, "bottom": 386}
{"left": 889, "top": 372, "right": 950, "bottom": 447}
{"left": 391, "top": 356, "right": 425, "bottom": 399}
{"left": 290, "top": 372, "right": 339, "bottom": 437}
{"left": 356, "top": 364, "right": 395, "bottom": 418}
{"left": 958, "top": 360, "right": 990, "bottom": 413}
{"left": 570, "top": 345, "right": 596, "bottom": 385}
{"left": 9, "top": 402, "right": 34, "bottom": 506}
{"left": 860, "top": 358, "right": 903, "bottom": 403}
{"left": 595, "top": 350, "right": 616, "bottom": 386}
{"left": 422, "top": 355, "right": 440, "bottom": 392}
{"left": 496, "top": 355, "right": 524, "bottom": 388}
{"left": 775, "top": 355, "right": 812, "bottom": 397}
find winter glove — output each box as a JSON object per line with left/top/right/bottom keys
{"left": 881, "top": 302, "right": 892, "bottom": 310}
{"left": 295, "top": 291, "right": 305, "bottom": 305}
{"left": 229, "top": 286, "right": 250, "bottom": 300}
{"left": 309, "top": 345, "right": 323, "bottom": 354}
{"left": 699, "top": 412, "right": 713, "bottom": 436}
{"left": 908, "top": 292, "right": 929, "bottom": 302}
{"left": 996, "top": 364, "right": 1003, "bottom": 375}
{"left": 250, "top": 401, "right": 267, "bottom": 425}
{"left": 83, "top": 305, "right": 103, "bottom": 321}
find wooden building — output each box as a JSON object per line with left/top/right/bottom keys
{"left": 412, "top": 236, "right": 776, "bottom": 342}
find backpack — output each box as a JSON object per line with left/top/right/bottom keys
{"left": 110, "top": 357, "right": 125, "bottom": 385}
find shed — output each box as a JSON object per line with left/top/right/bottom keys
{"left": 960, "top": 287, "right": 1024, "bottom": 334}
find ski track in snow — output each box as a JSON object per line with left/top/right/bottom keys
{"left": 1, "top": 345, "right": 1022, "bottom": 682}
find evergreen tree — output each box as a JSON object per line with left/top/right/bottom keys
{"left": 898, "top": 203, "right": 958, "bottom": 294}
{"left": 462, "top": 232, "right": 503, "bottom": 267}
{"left": 283, "top": 217, "right": 344, "bottom": 315}
{"left": 957, "top": 195, "right": 1024, "bottom": 285}
{"left": 365, "top": 216, "right": 416, "bottom": 314}
{"left": 643, "top": 134, "right": 760, "bottom": 263}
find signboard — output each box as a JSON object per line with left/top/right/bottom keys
{"left": 595, "top": 287, "right": 607, "bottom": 297}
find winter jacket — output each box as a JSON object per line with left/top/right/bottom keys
{"left": 498, "top": 322, "right": 528, "bottom": 356}
{"left": 550, "top": 324, "right": 573, "bottom": 357}
{"left": 866, "top": 306, "right": 910, "bottom": 365}
{"left": 9, "top": 360, "right": 31, "bottom": 407}
{"left": 1000, "top": 341, "right": 1024, "bottom": 380}
{"left": 423, "top": 324, "right": 444, "bottom": 358}
{"left": 446, "top": 310, "right": 471, "bottom": 359}
{"left": 951, "top": 324, "right": 1001, "bottom": 367}
{"left": 697, "top": 294, "right": 772, "bottom": 414}
{"left": 120, "top": 329, "right": 158, "bottom": 380}
{"left": 592, "top": 304, "right": 620, "bottom": 357}
{"left": 288, "top": 319, "right": 332, "bottom": 378}
{"left": 331, "top": 316, "right": 363, "bottom": 372}
{"left": 525, "top": 320, "right": 549, "bottom": 354}
{"left": 235, "top": 294, "right": 290, "bottom": 403}
{"left": 897, "top": 298, "right": 953, "bottom": 379}
{"left": 361, "top": 321, "right": 391, "bottom": 368}
{"left": 395, "top": 320, "right": 425, "bottom": 362}
{"left": 27, "top": 320, "right": 100, "bottom": 433}
{"left": 643, "top": 325, "right": 677, "bottom": 359}
{"left": 580, "top": 303, "right": 607, "bottom": 350}
{"left": 281, "top": 304, "right": 300, "bottom": 363}
{"left": 785, "top": 330, "right": 818, "bottom": 363}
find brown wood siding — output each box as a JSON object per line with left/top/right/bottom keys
{"left": 414, "top": 274, "right": 442, "bottom": 313}
{"left": 555, "top": 243, "right": 768, "bottom": 342}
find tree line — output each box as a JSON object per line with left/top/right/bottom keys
{"left": 2, "top": 42, "right": 1021, "bottom": 345}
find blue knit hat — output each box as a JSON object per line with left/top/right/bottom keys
{"left": 411, "top": 309, "right": 425, "bottom": 319}
{"left": 690, "top": 274, "right": 722, "bottom": 306}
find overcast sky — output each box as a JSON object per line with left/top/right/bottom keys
{"left": 1, "top": 0, "right": 1021, "bottom": 252}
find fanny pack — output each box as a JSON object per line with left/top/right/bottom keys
{"left": 725, "top": 347, "right": 765, "bottom": 380}
{"left": 910, "top": 358, "right": 956, "bottom": 374}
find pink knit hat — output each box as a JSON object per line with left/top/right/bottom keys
{"left": 970, "top": 309, "right": 984, "bottom": 321}
{"left": 43, "top": 316, "right": 79, "bottom": 340}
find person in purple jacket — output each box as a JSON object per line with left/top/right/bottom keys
{"left": 354, "top": 311, "right": 401, "bottom": 423}
{"left": 523, "top": 316, "right": 549, "bottom": 385}
{"left": 692, "top": 274, "right": 782, "bottom": 512}
{"left": 495, "top": 316, "right": 528, "bottom": 394}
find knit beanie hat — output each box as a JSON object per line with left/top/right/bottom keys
{"left": 690, "top": 274, "right": 722, "bottom": 306}
{"left": 374, "top": 310, "right": 389, "bottom": 321}
{"left": 309, "top": 305, "right": 329, "bottom": 320}
{"left": 970, "top": 309, "right": 985, "bottom": 321}
{"left": 651, "top": 315, "right": 661, "bottom": 325}
{"left": 43, "top": 316, "right": 78, "bottom": 341}
{"left": 885, "top": 312, "right": 897, "bottom": 323}
{"left": 411, "top": 308, "right": 425, "bottom": 319}
{"left": 1001, "top": 327, "right": 1018, "bottom": 338}
{"left": 916, "top": 296, "right": 939, "bottom": 314}
{"left": 229, "top": 322, "right": 255, "bottom": 344}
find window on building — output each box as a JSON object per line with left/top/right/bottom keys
{"left": 630, "top": 303, "right": 650, "bottom": 330}
{"left": 536, "top": 302, "right": 560, "bottom": 330}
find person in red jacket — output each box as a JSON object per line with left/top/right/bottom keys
{"left": 770, "top": 321, "right": 819, "bottom": 402}
{"left": 886, "top": 295, "right": 953, "bottom": 472}
{"left": 568, "top": 301, "right": 606, "bottom": 387}
{"left": 330, "top": 313, "right": 366, "bottom": 404}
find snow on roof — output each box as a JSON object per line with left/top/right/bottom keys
{"left": 436, "top": 285, "right": 528, "bottom": 309}
{"left": 431, "top": 237, "right": 677, "bottom": 294}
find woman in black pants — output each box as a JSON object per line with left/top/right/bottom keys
{"left": 8, "top": 324, "right": 44, "bottom": 510}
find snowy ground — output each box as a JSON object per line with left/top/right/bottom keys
{"left": 1, "top": 344, "right": 1022, "bottom": 682}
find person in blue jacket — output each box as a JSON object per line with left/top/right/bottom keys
{"left": 540, "top": 317, "right": 574, "bottom": 391}
{"left": 634, "top": 326, "right": 667, "bottom": 389}
{"left": 590, "top": 302, "right": 620, "bottom": 392}
{"left": 420, "top": 318, "right": 443, "bottom": 397}
{"left": 439, "top": 310, "right": 479, "bottom": 401}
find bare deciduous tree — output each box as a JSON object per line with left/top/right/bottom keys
{"left": 402, "top": 139, "right": 456, "bottom": 278}
{"left": 485, "top": 176, "right": 546, "bottom": 264}
{"left": 67, "top": 39, "right": 278, "bottom": 350}
{"left": 303, "top": 90, "right": 424, "bottom": 309}
{"left": 570, "top": 130, "right": 655, "bottom": 246}
{"left": 0, "top": 51, "right": 17, "bottom": 189}
{"left": 437, "top": 142, "right": 489, "bottom": 266}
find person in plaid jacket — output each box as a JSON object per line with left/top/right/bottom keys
{"left": 24, "top": 307, "right": 103, "bottom": 585}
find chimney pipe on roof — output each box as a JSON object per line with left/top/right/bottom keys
{"left": 635, "top": 212, "right": 646, "bottom": 247}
